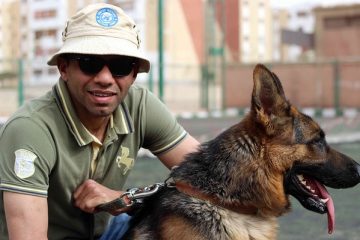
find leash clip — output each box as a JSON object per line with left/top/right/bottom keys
{"left": 96, "top": 183, "right": 166, "bottom": 212}
{"left": 125, "top": 183, "right": 164, "bottom": 206}
{"left": 96, "top": 180, "right": 173, "bottom": 212}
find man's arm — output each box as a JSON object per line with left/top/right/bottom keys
{"left": 73, "top": 134, "right": 199, "bottom": 215}
{"left": 3, "top": 192, "right": 48, "bottom": 240}
{"left": 73, "top": 135, "right": 199, "bottom": 215}
{"left": 157, "top": 134, "right": 200, "bottom": 169}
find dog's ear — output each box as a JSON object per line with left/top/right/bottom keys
{"left": 251, "top": 64, "right": 290, "bottom": 133}
{"left": 251, "top": 64, "right": 287, "bottom": 114}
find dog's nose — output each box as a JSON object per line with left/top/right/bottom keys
{"left": 356, "top": 163, "right": 360, "bottom": 182}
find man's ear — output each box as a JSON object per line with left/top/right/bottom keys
{"left": 132, "top": 62, "right": 140, "bottom": 79}
{"left": 57, "top": 56, "right": 69, "bottom": 81}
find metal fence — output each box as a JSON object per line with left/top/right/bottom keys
{"left": 1, "top": 58, "right": 360, "bottom": 117}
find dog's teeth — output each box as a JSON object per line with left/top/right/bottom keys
{"left": 311, "top": 189, "right": 315, "bottom": 193}
{"left": 320, "top": 198, "right": 329, "bottom": 203}
{"left": 297, "top": 174, "right": 304, "bottom": 181}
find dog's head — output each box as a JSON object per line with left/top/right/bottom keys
{"left": 171, "top": 64, "right": 360, "bottom": 234}
{"left": 250, "top": 64, "right": 360, "bottom": 233}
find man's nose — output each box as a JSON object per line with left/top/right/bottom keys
{"left": 94, "top": 65, "right": 114, "bottom": 85}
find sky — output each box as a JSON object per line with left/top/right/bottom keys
{"left": 271, "top": 0, "right": 360, "bottom": 8}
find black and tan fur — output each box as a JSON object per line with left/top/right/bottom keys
{"left": 123, "top": 64, "right": 360, "bottom": 240}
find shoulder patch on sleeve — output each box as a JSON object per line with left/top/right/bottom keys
{"left": 14, "top": 149, "right": 37, "bottom": 179}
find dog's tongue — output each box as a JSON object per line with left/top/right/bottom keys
{"left": 314, "top": 181, "right": 335, "bottom": 234}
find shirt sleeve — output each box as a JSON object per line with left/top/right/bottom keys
{"left": 0, "top": 117, "right": 56, "bottom": 197}
{"left": 141, "top": 90, "right": 187, "bottom": 155}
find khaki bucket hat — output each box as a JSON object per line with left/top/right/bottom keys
{"left": 47, "top": 3, "right": 150, "bottom": 73}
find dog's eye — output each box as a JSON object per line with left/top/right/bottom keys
{"left": 307, "top": 131, "right": 326, "bottom": 146}
{"left": 307, "top": 135, "right": 326, "bottom": 151}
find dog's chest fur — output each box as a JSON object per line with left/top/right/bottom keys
{"left": 218, "top": 208, "right": 277, "bottom": 240}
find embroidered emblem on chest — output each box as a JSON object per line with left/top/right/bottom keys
{"left": 116, "top": 146, "right": 134, "bottom": 175}
{"left": 14, "top": 149, "right": 37, "bottom": 179}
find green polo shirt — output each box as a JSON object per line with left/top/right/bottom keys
{"left": 0, "top": 79, "right": 187, "bottom": 239}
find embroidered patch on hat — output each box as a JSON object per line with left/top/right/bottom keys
{"left": 96, "top": 7, "right": 118, "bottom": 27}
{"left": 14, "top": 149, "right": 37, "bottom": 179}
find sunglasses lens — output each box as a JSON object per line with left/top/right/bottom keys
{"left": 77, "top": 56, "right": 105, "bottom": 75}
{"left": 108, "top": 58, "right": 135, "bottom": 77}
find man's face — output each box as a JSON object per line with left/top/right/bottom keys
{"left": 58, "top": 54, "right": 138, "bottom": 120}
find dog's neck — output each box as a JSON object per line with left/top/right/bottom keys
{"left": 175, "top": 181, "right": 258, "bottom": 215}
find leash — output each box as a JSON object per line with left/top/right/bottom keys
{"left": 96, "top": 177, "right": 258, "bottom": 215}
{"left": 95, "top": 177, "right": 175, "bottom": 212}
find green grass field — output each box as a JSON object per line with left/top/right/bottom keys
{"left": 125, "top": 142, "right": 360, "bottom": 240}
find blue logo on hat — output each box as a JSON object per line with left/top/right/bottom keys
{"left": 96, "top": 8, "right": 118, "bottom": 27}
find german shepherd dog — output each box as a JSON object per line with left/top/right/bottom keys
{"left": 123, "top": 64, "right": 360, "bottom": 239}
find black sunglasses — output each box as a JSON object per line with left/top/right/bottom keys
{"left": 66, "top": 54, "right": 136, "bottom": 77}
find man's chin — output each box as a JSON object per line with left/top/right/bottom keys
{"left": 91, "top": 107, "right": 116, "bottom": 117}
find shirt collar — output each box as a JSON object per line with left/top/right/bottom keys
{"left": 53, "top": 79, "right": 134, "bottom": 146}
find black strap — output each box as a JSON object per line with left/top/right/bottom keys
{"left": 95, "top": 197, "right": 128, "bottom": 212}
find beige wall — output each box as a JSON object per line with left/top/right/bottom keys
{"left": 166, "top": 0, "right": 198, "bottom": 65}
{"left": 1, "top": 0, "right": 21, "bottom": 59}
{"left": 225, "top": 61, "right": 360, "bottom": 108}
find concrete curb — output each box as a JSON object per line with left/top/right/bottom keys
{"left": 1, "top": 108, "right": 359, "bottom": 124}
{"left": 327, "top": 132, "right": 360, "bottom": 144}
{"left": 175, "top": 107, "right": 360, "bottom": 119}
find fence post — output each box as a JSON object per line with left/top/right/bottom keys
{"left": 158, "top": 0, "right": 164, "bottom": 102}
{"left": 333, "top": 60, "right": 342, "bottom": 116}
{"left": 148, "top": 66, "right": 154, "bottom": 92}
{"left": 220, "top": 0, "right": 226, "bottom": 110}
{"left": 18, "top": 59, "right": 24, "bottom": 107}
{"left": 201, "top": 64, "right": 209, "bottom": 109}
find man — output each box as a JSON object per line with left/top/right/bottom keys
{"left": 0, "top": 3, "right": 199, "bottom": 240}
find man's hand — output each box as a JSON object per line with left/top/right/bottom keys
{"left": 73, "top": 179, "right": 127, "bottom": 215}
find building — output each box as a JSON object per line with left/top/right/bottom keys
{"left": 142, "top": 0, "right": 275, "bottom": 110}
{"left": 314, "top": 4, "right": 360, "bottom": 60}
{"left": 272, "top": 2, "right": 315, "bottom": 62}
{"left": 144, "top": 0, "right": 274, "bottom": 66}
{"left": 23, "top": 0, "right": 110, "bottom": 84}
{"left": 0, "top": 0, "right": 21, "bottom": 83}
{"left": 272, "top": 8, "right": 290, "bottom": 62}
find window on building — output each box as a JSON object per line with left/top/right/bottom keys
{"left": 258, "top": 7, "right": 265, "bottom": 20}
{"left": 258, "top": 23, "right": 265, "bottom": 37}
{"left": 34, "top": 10, "right": 56, "bottom": 19}
{"left": 35, "top": 30, "right": 57, "bottom": 40}
{"left": 354, "top": 16, "right": 360, "bottom": 25}
{"left": 21, "top": 16, "right": 27, "bottom": 25}
{"left": 325, "top": 15, "right": 360, "bottom": 28}
{"left": 297, "top": 11, "right": 308, "bottom": 18}
{"left": 34, "top": 69, "right": 42, "bottom": 77}
{"left": 242, "top": 20, "right": 250, "bottom": 36}
{"left": 48, "top": 68, "right": 57, "bottom": 75}
{"left": 242, "top": 5, "right": 249, "bottom": 18}
{"left": 35, "top": 31, "right": 43, "bottom": 39}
